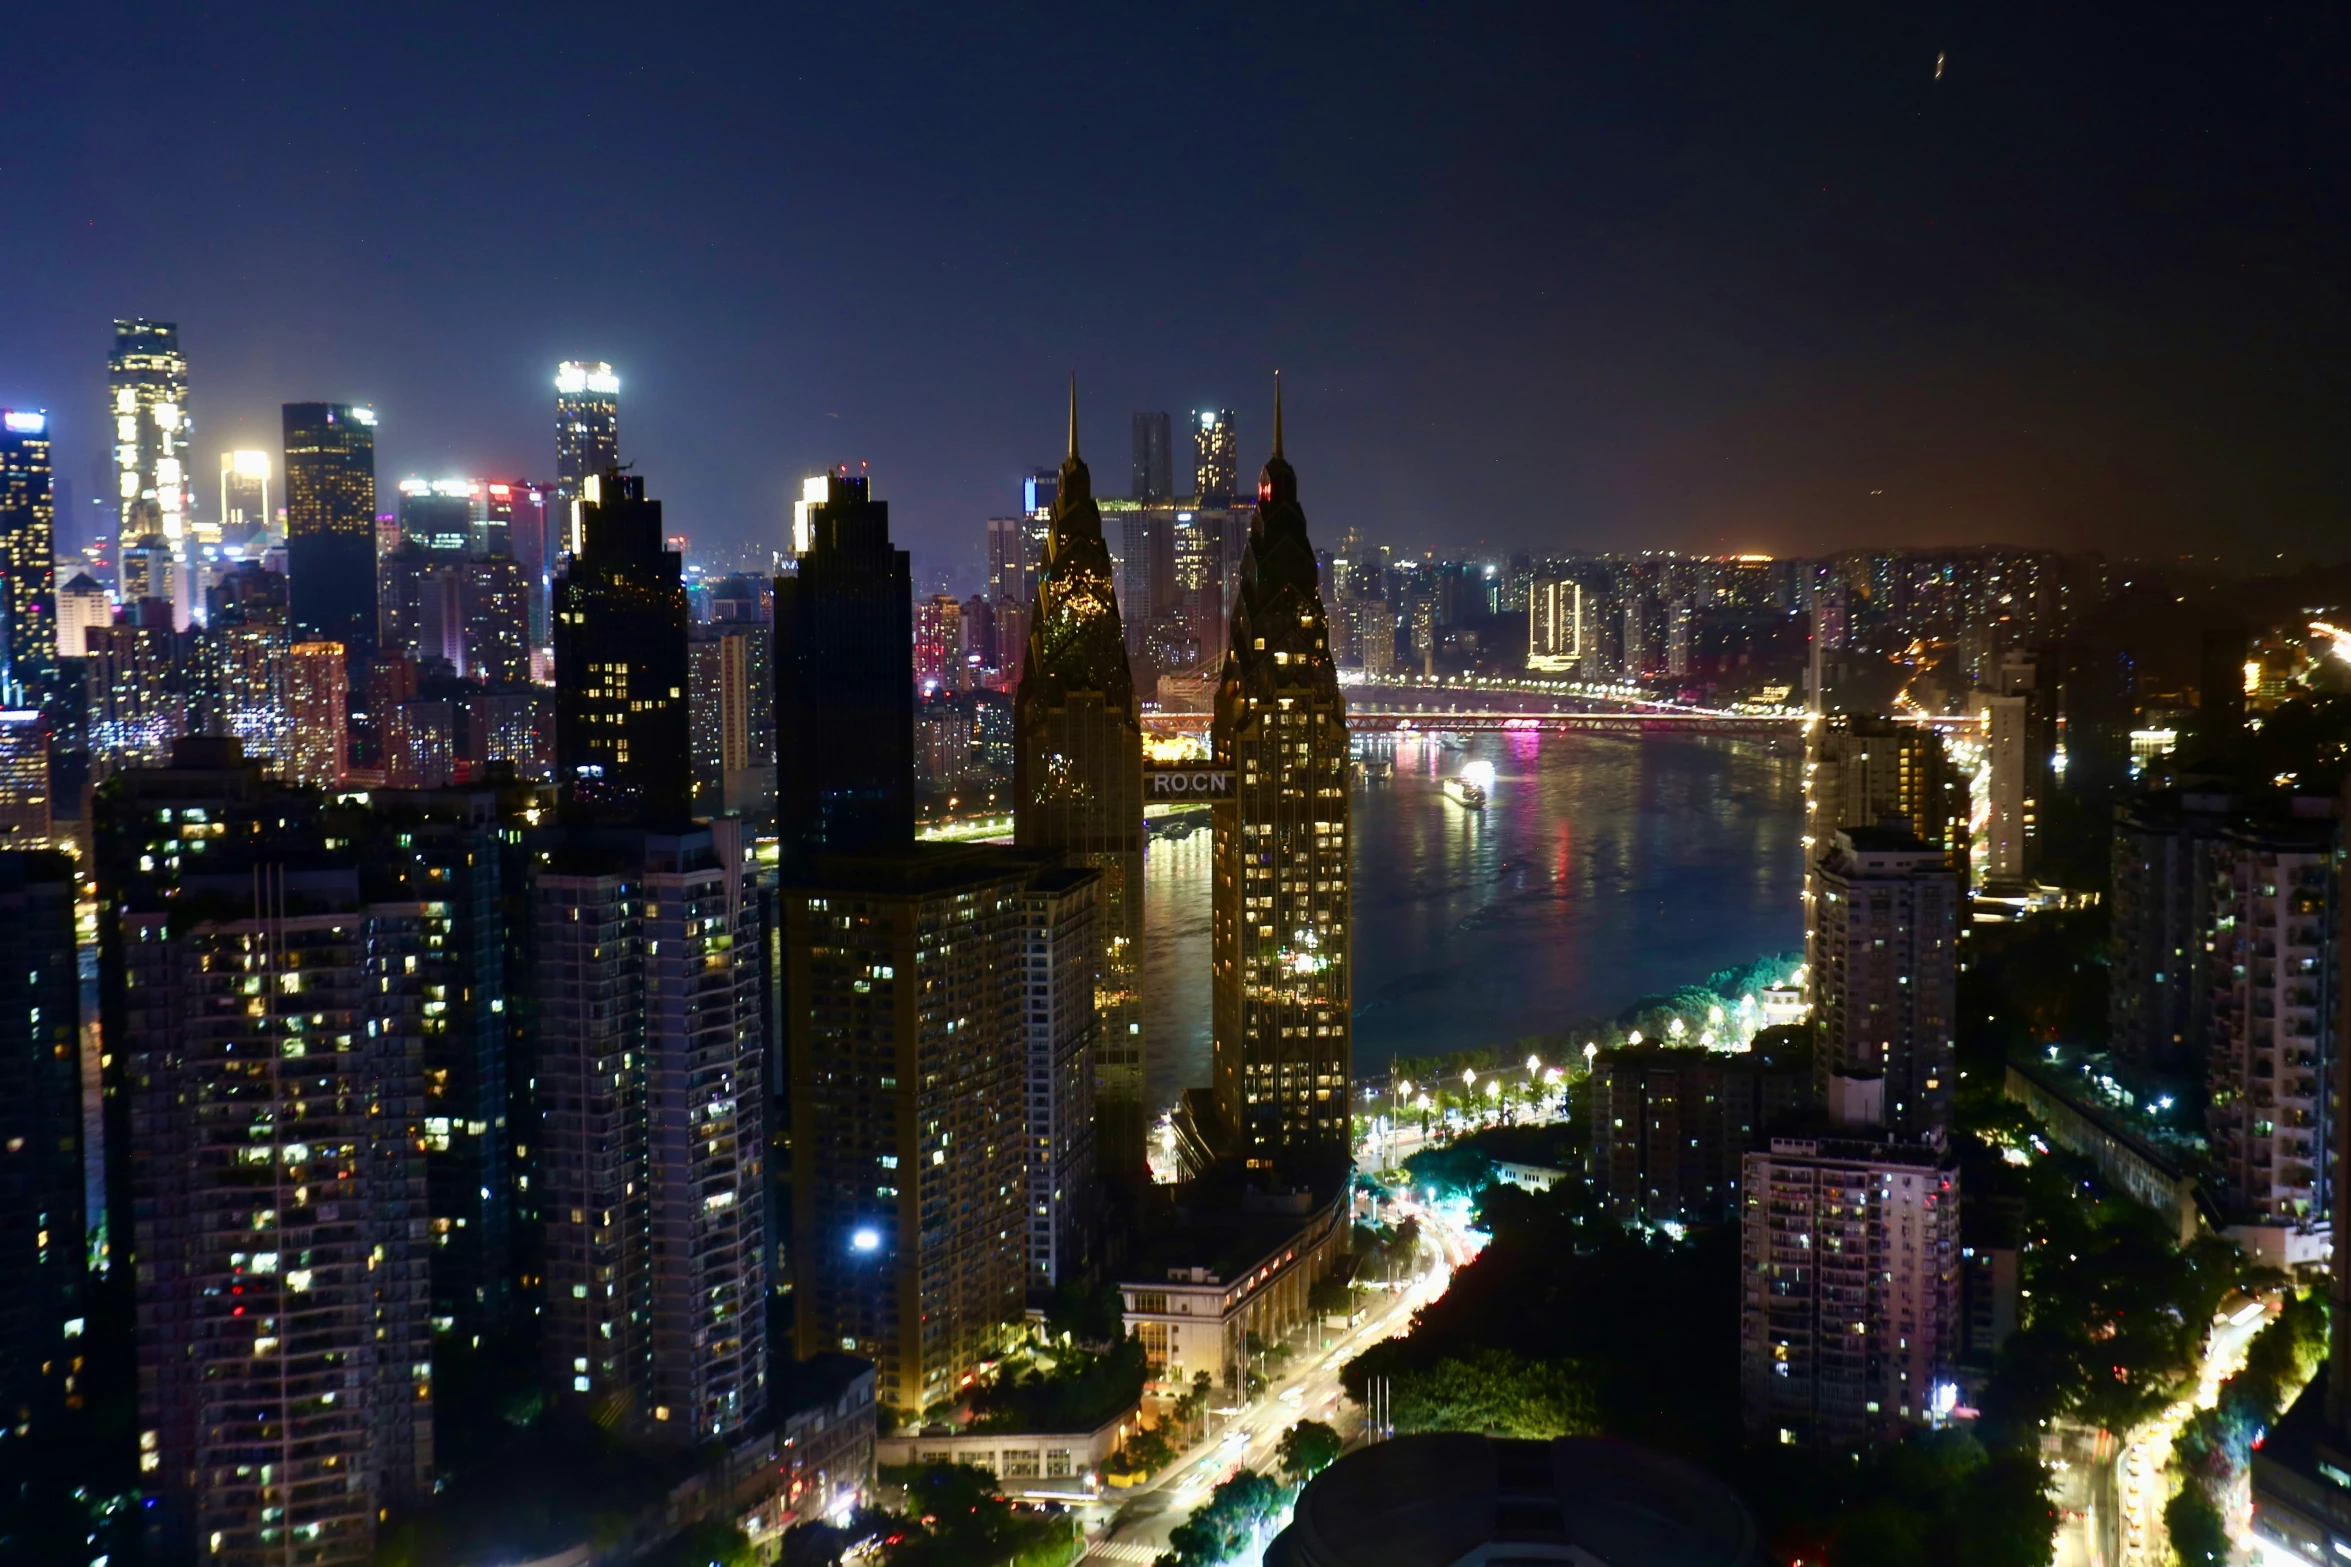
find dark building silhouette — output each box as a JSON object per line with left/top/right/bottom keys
{"left": 1016, "top": 388, "right": 1145, "bottom": 1177}
{"left": 553, "top": 472, "right": 690, "bottom": 825}
{"left": 1132, "top": 410, "right": 1173, "bottom": 502}
{"left": 774, "top": 472, "right": 913, "bottom": 862}
{"left": 0, "top": 851, "right": 81, "bottom": 1442}
{"left": 282, "top": 402, "right": 379, "bottom": 662}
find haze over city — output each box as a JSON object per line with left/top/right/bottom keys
{"left": 3, "top": 4, "right": 2346, "bottom": 570}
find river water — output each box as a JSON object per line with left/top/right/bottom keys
{"left": 1141, "top": 729, "right": 1807, "bottom": 1114}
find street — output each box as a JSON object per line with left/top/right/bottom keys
{"left": 2049, "top": 1296, "right": 2273, "bottom": 1567}
{"left": 1079, "top": 1196, "right": 1472, "bottom": 1564}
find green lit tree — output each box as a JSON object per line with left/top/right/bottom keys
{"left": 1276, "top": 1420, "right": 1344, "bottom": 1485}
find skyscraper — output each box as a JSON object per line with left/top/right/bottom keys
{"left": 1527, "top": 576, "right": 1582, "bottom": 673}
{"left": 1015, "top": 389, "right": 1147, "bottom": 1177}
{"left": 775, "top": 473, "right": 913, "bottom": 862}
{"left": 217, "top": 449, "right": 271, "bottom": 543}
{"left": 532, "top": 820, "right": 767, "bottom": 1439}
{"left": 1204, "top": 382, "right": 1351, "bottom": 1178}
{"left": 1133, "top": 411, "right": 1173, "bottom": 502}
{"left": 554, "top": 361, "right": 620, "bottom": 520}
{"left": 108, "top": 319, "right": 193, "bottom": 566}
{"left": 124, "top": 870, "right": 436, "bottom": 1564}
{"left": 0, "top": 410, "right": 58, "bottom": 700}
{"left": 1802, "top": 715, "right": 1965, "bottom": 990}
{"left": 914, "top": 592, "right": 963, "bottom": 693}
{"left": 1810, "top": 826, "right": 1959, "bottom": 1136}
{"left": 1192, "top": 408, "right": 1238, "bottom": 504}
{"left": 282, "top": 402, "right": 379, "bottom": 662}
{"left": 785, "top": 844, "right": 1033, "bottom": 1413}
{"left": 286, "top": 641, "right": 351, "bottom": 787}
{"left": 1022, "top": 866, "right": 1102, "bottom": 1292}
{"left": 552, "top": 472, "right": 690, "bottom": 825}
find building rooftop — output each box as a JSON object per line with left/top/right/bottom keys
{"left": 1266, "top": 1434, "right": 1758, "bottom": 1567}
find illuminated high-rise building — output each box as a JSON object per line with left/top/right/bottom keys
{"left": 1527, "top": 576, "right": 1582, "bottom": 673}
{"left": 552, "top": 472, "right": 690, "bottom": 825}
{"left": 1203, "top": 382, "right": 1351, "bottom": 1178}
{"left": 784, "top": 844, "right": 1035, "bottom": 1413}
{"left": 532, "top": 820, "right": 766, "bottom": 1440}
{"left": 914, "top": 592, "right": 963, "bottom": 693}
{"left": 1015, "top": 389, "right": 1146, "bottom": 1177}
{"left": 108, "top": 320, "right": 193, "bottom": 566}
{"left": 282, "top": 403, "right": 378, "bottom": 662}
{"left": 216, "top": 450, "right": 270, "bottom": 545}
{"left": 0, "top": 709, "right": 55, "bottom": 847}
{"left": 285, "top": 641, "right": 350, "bottom": 787}
{"left": 122, "top": 867, "right": 435, "bottom": 1564}
{"left": 1811, "top": 827, "right": 1958, "bottom": 1136}
{"left": 775, "top": 472, "right": 913, "bottom": 863}
{"left": 1801, "top": 715, "right": 1965, "bottom": 991}
{"left": 394, "top": 476, "right": 476, "bottom": 553}
{"left": 56, "top": 571, "right": 109, "bottom": 662}
{"left": 85, "top": 609, "right": 184, "bottom": 778}
{"left": 554, "top": 362, "right": 620, "bottom": 520}
{"left": 0, "top": 410, "right": 58, "bottom": 699}
{"left": 1192, "top": 408, "right": 1238, "bottom": 504}
{"left": 196, "top": 564, "right": 291, "bottom": 769}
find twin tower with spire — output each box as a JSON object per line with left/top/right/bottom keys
{"left": 1016, "top": 377, "right": 1352, "bottom": 1190}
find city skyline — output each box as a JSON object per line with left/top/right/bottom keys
{"left": 3, "top": 8, "right": 2346, "bottom": 574}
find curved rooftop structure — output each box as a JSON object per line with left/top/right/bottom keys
{"left": 1265, "top": 1434, "right": 1759, "bottom": 1567}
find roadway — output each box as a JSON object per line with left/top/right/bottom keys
{"left": 2049, "top": 1295, "right": 2274, "bottom": 1567}
{"left": 1079, "top": 1196, "right": 1474, "bottom": 1565}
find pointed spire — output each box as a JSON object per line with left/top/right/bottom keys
{"left": 1067, "top": 373, "right": 1080, "bottom": 464}
{"left": 1271, "top": 370, "right": 1284, "bottom": 460}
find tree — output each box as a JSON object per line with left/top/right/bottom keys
{"left": 1389, "top": 1348, "right": 1596, "bottom": 1439}
{"left": 1158, "top": 1470, "right": 1292, "bottom": 1567}
{"left": 1276, "top": 1421, "right": 1344, "bottom": 1485}
{"left": 2164, "top": 1485, "right": 2229, "bottom": 1567}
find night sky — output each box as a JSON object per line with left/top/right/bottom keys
{"left": 3, "top": 3, "right": 2345, "bottom": 582}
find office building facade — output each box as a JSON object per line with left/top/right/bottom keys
{"left": 1193, "top": 408, "right": 1238, "bottom": 504}
{"left": 0, "top": 410, "right": 58, "bottom": 699}
{"left": 554, "top": 362, "right": 620, "bottom": 519}
{"left": 282, "top": 402, "right": 379, "bottom": 661}
{"left": 1526, "top": 576, "right": 1582, "bottom": 673}
{"left": 108, "top": 319, "right": 193, "bottom": 567}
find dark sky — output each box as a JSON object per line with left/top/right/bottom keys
{"left": 3, "top": 3, "right": 2346, "bottom": 586}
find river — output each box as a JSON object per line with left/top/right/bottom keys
{"left": 1140, "top": 728, "right": 1806, "bottom": 1114}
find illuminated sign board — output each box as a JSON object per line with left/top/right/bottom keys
{"left": 1145, "top": 766, "right": 1233, "bottom": 798}
{"left": 2, "top": 411, "right": 46, "bottom": 434}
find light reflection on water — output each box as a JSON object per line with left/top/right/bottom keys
{"left": 1141, "top": 730, "right": 1804, "bottom": 1115}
